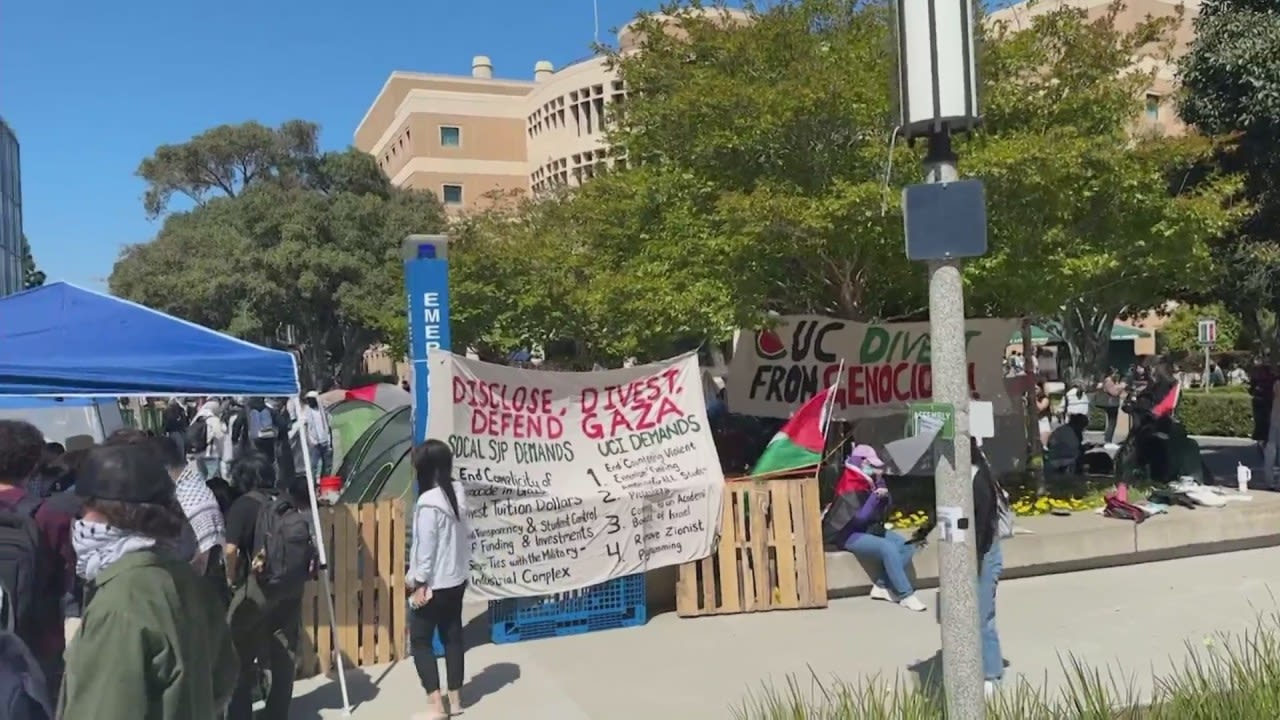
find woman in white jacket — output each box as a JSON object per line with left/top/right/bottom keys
{"left": 407, "top": 439, "right": 471, "bottom": 719}
{"left": 194, "top": 399, "right": 227, "bottom": 480}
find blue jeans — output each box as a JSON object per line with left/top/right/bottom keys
{"left": 844, "top": 531, "right": 916, "bottom": 596}
{"left": 309, "top": 443, "right": 333, "bottom": 478}
{"left": 979, "top": 541, "right": 1004, "bottom": 681}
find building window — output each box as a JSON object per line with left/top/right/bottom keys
{"left": 1144, "top": 93, "right": 1160, "bottom": 121}
{"left": 439, "top": 126, "right": 461, "bottom": 148}
{"left": 442, "top": 184, "right": 463, "bottom": 205}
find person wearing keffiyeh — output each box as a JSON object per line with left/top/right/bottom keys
{"left": 829, "top": 444, "right": 928, "bottom": 612}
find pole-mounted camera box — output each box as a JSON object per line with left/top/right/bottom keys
{"left": 401, "top": 234, "right": 450, "bottom": 262}
{"left": 893, "top": 0, "right": 981, "bottom": 140}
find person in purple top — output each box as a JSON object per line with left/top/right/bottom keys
{"left": 836, "top": 445, "right": 927, "bottom": 612}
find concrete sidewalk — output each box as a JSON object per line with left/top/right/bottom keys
{"left": 291, "top": 547, "right": 1280, "bottom": 719}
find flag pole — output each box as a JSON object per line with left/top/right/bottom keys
{"left": 817, "top": 360, "right": 846, "bottom": 481}
{"left": 820, "top": 359, "right": 845, "bottom": 438}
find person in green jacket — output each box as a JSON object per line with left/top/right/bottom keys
{"left": 58, "top": 444, "right": 238, "bottom": 720}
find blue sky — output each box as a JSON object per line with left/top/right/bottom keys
{"left": 0, "top": 0, "right": 664, "bottom": 289}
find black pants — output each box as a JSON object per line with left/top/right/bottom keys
{"left": 410, "top": 583, "right": 466, "bottom": 694}
{"left": 253, "top": 438, "right": 276, "bottom": 459}
{"left": 1102, "top": 407, "right": 1119, "bottom": 443}
{"left": 227, "top": 579, "right": 301, "bottom": 720}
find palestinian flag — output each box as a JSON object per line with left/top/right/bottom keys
{"left": 750, "top": 388, "right": 833, "bottom": 476}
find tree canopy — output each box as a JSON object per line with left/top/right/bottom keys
{"left": 451, "top": 0, "right": 1241, "bottom": 378}
{"left": 110, "top": 121, "right": 447, "bottom": 387}
{"left": 20, "top": 235, "right": 44, "bottom": 290}
{"left": 1178, "top": 0, "right": 1280, "bottom": 350}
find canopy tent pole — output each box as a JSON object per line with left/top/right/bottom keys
{"left": 294, "top": 414, "right": 352, "bottom": 716}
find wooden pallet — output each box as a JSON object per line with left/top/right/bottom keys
{"left": 676, "top": 475, "right": 827, "bottom": 617}
{"left": 296, "top": 499, "right": 409, "bottom": 678}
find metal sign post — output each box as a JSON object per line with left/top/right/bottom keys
{"left": 1198, "top": 318, "right": 1217, "bottom": 385}
{"left": 894, "top": 0, "right": 985, "bottom": 714}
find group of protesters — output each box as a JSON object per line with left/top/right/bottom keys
{"left": 0, "top": 391, "right": 331, "bottom": 720}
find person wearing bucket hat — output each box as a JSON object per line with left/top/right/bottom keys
{"left": 59, "top": 444, "right": 238, "bottom": 720}
{"left": 830, "top": 444, "right": 928, "bottom": 612}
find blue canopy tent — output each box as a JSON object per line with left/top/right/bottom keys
{"left": 0, "top": 282, "right": 299, "bottom": 396}
{"left": 0, "top": 282, "right": 353, "bottom": 712}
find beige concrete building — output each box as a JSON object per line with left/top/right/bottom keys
{"left": 987, "top": 0, "right": 1200, "bottom": 137}
{"left": 355, "top": 45, "right": 638, "bottom": 212}
{"left": 354, "top": 10, "right": 748, "bottom": 213}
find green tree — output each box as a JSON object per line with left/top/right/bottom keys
{"left": 1157, "top": 303, "right": 1242, "bottom": 357}
{"left": 136, "top": 120, "right": 320, "bottom": 218}
{"left": 1178, "top": 0, "right": 1280, "bottom": 350}
{"left": 447, "top": 168, "right": 748, "bottom": 365}
{"left": 604, "top": 0, "right": 1240, "bottom": 375}
{"left": 607, "top": 0, "right": 923, "bottom": 323}
{"left": 964, "top": 2, "right": 1243, "bottom": 379}
{"left": 20, "top": 235, "right": 44, "bottom": 289}
{"left": 111, "top": 121, "right": 447, "bottom": 387}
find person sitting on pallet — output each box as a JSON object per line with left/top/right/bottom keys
{"left": 820, "top": 445, "right": 930, "bottom": 613}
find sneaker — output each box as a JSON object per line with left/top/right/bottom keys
{"left": 984, "top": 680, "right": 998, "bottom": 699}
{"left": 869, "top": 585, "right": 894, "bottom": 602}
{"left": 899, "top": 594, "right": 927, "bottom": 612}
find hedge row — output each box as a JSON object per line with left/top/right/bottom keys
{"left": 1087, "top": 391, "right": 1253, "bottom": 438}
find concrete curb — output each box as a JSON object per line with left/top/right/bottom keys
{"left": 826, "top": 494, "right": 1280, "bottom": 598}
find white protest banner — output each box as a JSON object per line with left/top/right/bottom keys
{"left": 726, "top": 316, "right": 1019, "bottom": 419}
{"left": 426, "top": 350, "right": 725, "bottom": 599}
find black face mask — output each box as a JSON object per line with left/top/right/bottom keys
{"left": 305, "top": 399, "right": 318, "bottom": 409}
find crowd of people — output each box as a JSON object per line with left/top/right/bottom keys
{"left": 0, "top": 384, "right": 346, "bottom": 719}
{"left": 157, "top": 391, "right": 335, "bottom": 483}
{"left": 0, "top": 389, "right": 476, "bottom": 720}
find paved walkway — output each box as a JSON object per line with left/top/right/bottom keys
{"left": 291, "top": 546, "right": 1280, "bottom": 719}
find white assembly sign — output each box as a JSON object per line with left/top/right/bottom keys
{"left": 937, "top": 505, "right": 966, "bottom": 544}
{"left": 426, "top": 350, "right": 726, "bottom": 599}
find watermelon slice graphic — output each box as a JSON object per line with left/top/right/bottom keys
{"left": 756, "top": 329, "right": 786, "bottom": 360}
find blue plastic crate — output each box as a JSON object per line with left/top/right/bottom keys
{"left": 489, "top": 573, "right": 647, "bottom": 644}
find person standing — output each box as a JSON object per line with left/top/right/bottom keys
{"left": 301, "top": 391, "right": 334, "bottom": 478}
{"left": 103, "top": 430, "right": 219, "bottom": 576}
{"left": 1100, "top": 370, "right": 1126, "bottom": 444}
{"left": 971, "top": 437, "right": 1007, "bottom": 699}
{"left": 59, "top": 444, "right": 237, "bottom": 720}
{"left": 1265, "top": 374, "right": 1280, "bottom": 484}
{"left": 1063, "top": 380, "right": 1090, "bottom": 425}
{"left": 407, "top": 440, "right": 472, "bottom": 719}
{"left": 247, "top": 398, "right": 278, "bottom": 460}
{"left": 161, "top": 398, "right": 189, "bottom": 459}
{"left": 223, "top": 458, "right": 314, "bottom": 720}
{"left": 1251, "top": 363, "right": 1274, "bottom": 461}
{"left": 0, "top": 421, "right": 74, "bottom": 701}
{"left": 190, "top": 400, "right": 227, "bottom": 480}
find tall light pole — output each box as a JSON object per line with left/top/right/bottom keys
{"left": 894, "top": 0, "right": 987, "bottom": 716}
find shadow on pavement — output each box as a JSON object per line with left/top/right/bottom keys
{"left": 289, "top": 663, "right": 389, "bottom": 718}
{"left": 462, "top": 662, "right": 522, "bottom": 709}
{"left": 908, "top": 648, "right": 1011, "bottom": 704}
{"left": 908, "top": 650, "right": 945, "bottom": 705}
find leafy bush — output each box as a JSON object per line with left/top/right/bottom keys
{"left": 1179, "top": 391, "right": 1252, "bottom": 438}
{"left": 1086, "top": 391, "right": 1250, "bottom": 437}
{"left": 734, "top": 614, "right": 1280, "bottom": 719}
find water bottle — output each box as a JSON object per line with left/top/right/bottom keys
{"left": 1238, "top": 462, "right": 1252, "bottom": 493}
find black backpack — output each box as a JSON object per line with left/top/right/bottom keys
{"left": 186, "top": 416, "right": 209, "bottom": 455}
{"left": 249, "top": 492, "right": 316, "bottom": 597}
{"left": 0, "top": 631, "right": 51, "bottom": 720}
{"left": 0, "top": 496, "right": 43, "bottom": 638}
